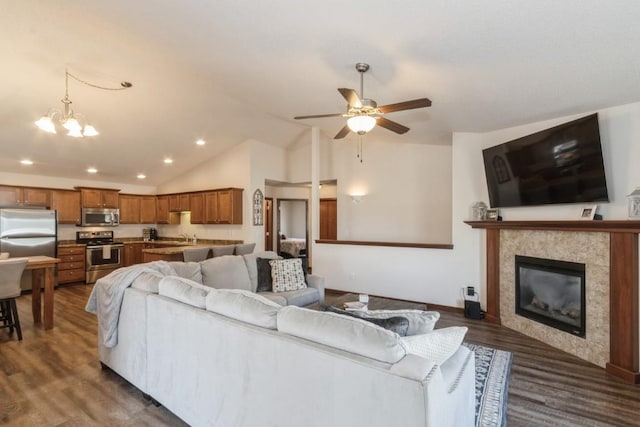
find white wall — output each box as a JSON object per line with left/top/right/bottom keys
{"left": 314, "top": 101, "right": 640, "bottom": 309}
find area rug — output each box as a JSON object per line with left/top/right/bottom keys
{"left": 462, "top": 343, "right": 513, "bottom": 427}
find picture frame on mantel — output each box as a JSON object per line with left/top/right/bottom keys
{"left": 485, "top": 208, "right": 501, "bottom": 221}
{"left": 580, "top": 204, "right": 598, "bottom": 220}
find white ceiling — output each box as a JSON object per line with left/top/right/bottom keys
{"left": 2, "top": 1, "right": 640, "bottom": 186}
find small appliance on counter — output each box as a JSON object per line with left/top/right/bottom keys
{"left": 149, "top": 228, "right": 158, "bottom": 241}
{"left": 142, "top": 228, "right": 151, "bottom": 241}
{"left": 76, "top": 230, "right": 124, "bottom": 284}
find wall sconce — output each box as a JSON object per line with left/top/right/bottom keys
{"left": 350, "top": 194, "right": 364, "bottom": 204}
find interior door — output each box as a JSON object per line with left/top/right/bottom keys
{"left": 264, "top": 198, "right": 273, "bottom": 251}
{"left": 319, "top": 198, "right": 337, "bottom": 240}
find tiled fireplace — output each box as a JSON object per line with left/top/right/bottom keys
{"left": 466, "top": 220, "right": 640, "bottom": 384}
{"left": 500, "top": 230, "right": 609, "bottom": 367}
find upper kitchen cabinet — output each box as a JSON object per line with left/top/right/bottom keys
{"left": 51, "top": 190, "right": 81, "bottom": 224}
{"left": 205, "top": 188, "right": 243, "bottom": 224}
{"left": 140, "top": 196, "right": 157, "bottom": 224}
{"left": 169, "top": 194, "right": 190, "bottom": 212}
{"left": 79, "top": 188, "right": 119, "bottom": 208}
{"left": 156, "top": 195, "right": 179, "bottom": 224}
{"left": 119, "top": 194, "right": 141, "bottom": 224}
{"left": 0, "top": 185, "right": 51, "bottom": 208}
{"left": 189, "top": 192, "right": 205, "bottom": 224}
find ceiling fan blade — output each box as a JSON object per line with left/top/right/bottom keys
{"left": 377, "top": 117, "right": 410, "bottom": 134}
{"left": 378, "top": 98, "right": 432, "bottom": 114}
{"left": 338, "top": 88, "right": 362, "bottom": 108}
{"left": 294, "top": 113, "right": 344, "bottom": 120}
{"left": 334, "top": 124, "right": 351, "bottom": 139}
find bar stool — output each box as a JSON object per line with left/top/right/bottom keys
{"left": 0, "top": 258, "right": 28, "bottom": 341}
{"left": 183, "top": 247, "right": 211, "bottom": 262}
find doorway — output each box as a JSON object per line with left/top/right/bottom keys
{"left": 264, "top": 197, "right": 273, "bottom": 251}
{"left": 276, "top": 199, "right": 308, "bottom": 258}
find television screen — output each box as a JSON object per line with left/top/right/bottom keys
{"left": 482, "top": 113, "right": 609, "bottom": 208}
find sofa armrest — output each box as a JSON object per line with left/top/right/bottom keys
{"left": 306, "top": 274, "right": 325, "bottom": 302}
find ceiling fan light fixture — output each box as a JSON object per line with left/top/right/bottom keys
{"left": 347, "top": 115, "right": 376, "bottom": 135}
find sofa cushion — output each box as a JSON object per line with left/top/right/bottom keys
{"left": 258, "top": 293, "right": 287, "bottom": 306}
{"left": 277, "top": 306, "right": 406, "bottom": 364}
{"left": 355, "top": 310, "right": 440, "bottom": 336}
{"left": 169, "top": 261, "right": 204, "bottom": 284}
{"left": 234, "top": 243, "right": 256, "bottom": 255}
{"left": 256, "top": 258, "right": 274, "bottom": 292}
{"left": 400, "top": 326, "right": 468, "bottom": 365}
{"left": 260, "top": 287, "right": 319, "bottom": 307}
{"left": 212, "top": 245, "right": 235, "bottom": 257}
{"left": 270, "top": 258, "right": 307, "bottom": 292}
{"left": 159, "top": 276, "right": 211, "bottom": 309}
{"left": 206, "top": 289, "right": 282, "bottom": 329}
{"left": 243, "top": 251, "right": 280, "bottom": 292}
{"left": 322, "top": 305, "right": 410, "bottom": 336}
{"left": 200, "top": 255, "right": 252, "bottom": 291}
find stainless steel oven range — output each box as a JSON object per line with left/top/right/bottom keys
{"left": 76, "top": 231, "right": 124, "bottom": 284}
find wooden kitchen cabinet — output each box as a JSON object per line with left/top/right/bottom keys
{"left": 79, "top": 188, "right": 119, "bottom": 208}
{"left": 57, "top": 245, "right": 86, "bottom": 284}
{"left": 123, "top": 242, "right": 144, "bottom": 266}
{"left": 156, "top": 196, "right": 179, "bottom": 224}
{"left": 119, "top": 194, "right": 140, "bottom": 224}
{"left": 140, "top": 196, "right": 157, "bottom": 224}
{"left": 0, "top": 185, "right": 51, "bottom": 208}
{"left": 52, "top": 190, "right": 81, "bottom": 224}
{"left": 169, "top": 194, "right": 190, "bottom": 212}
{"left": 189, "top": 192, "right": 204, "bottom": 224}
{"left": 205, "top": 188, "right": 243, "bottom": 224}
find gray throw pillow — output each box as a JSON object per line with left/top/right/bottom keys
{"left": 256, "top": 257, "right": 273, "bottom": 292}
{"left": 321, "top": 305, "right": 410, "bottom": 337}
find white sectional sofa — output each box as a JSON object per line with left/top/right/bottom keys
{"left": 89, "top": 258, "right": 476, "bottom": 427}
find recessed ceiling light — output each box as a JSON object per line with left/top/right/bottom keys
{"left": 195, "top": 139, "right": 205, "bottom": 146}
{"left": 20, "top": 159, "right": 33, "bottom": 165}
{"left": 87, "top": 167, "right": 97, "bottom": 174}
{"left": 137, "top": 173, "right": 146, "bottom": 179}
{"left": 164, "top": 158, "right": 173, "bottom": 164}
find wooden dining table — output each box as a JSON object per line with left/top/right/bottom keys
{"left": 25, "top": 255, "right": 61, "bottom": 330}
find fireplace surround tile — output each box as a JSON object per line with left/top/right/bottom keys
{"left": 499, "top": 230, "right": 610, "bottom": 367}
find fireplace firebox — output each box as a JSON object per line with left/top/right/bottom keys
{"left": 515, "top": 255, "right": 586, "bottom": 337}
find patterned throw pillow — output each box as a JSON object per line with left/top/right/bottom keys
{"left": 269, "top": 258, "right": 307, "bottom": 292}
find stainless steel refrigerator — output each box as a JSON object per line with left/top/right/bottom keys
{"left": 0, "top": 208, "right": 57, "bottom": 290}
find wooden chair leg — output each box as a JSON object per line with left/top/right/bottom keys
{"left": 9, "top": 299, "right": 22, "bottom": 341}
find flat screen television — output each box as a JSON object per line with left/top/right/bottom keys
{"left": 482, "top": 113, "right": 609, "bottom": 208}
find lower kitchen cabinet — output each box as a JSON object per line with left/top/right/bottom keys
{"left": 58, "top": 245, "right": 86, "bottom": 284}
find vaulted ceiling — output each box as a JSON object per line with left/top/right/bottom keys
{"left": 2, "top": 1, "right": 640, "bottom": 186}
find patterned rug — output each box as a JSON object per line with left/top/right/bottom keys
{"left": 462, "top": 343, "right": 513, "bottom": 427}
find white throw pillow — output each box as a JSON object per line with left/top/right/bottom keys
{"left": 357, "top": 310, "right": 440, "bottom": 336}
{"left": 400, "top": 326, "right": 468, "bottom": 365}
{"left": 200, "top": 255, "right": 252, "bottom": 291}
{"left": 270, "top": 258, "right": 307, "bottom": 293}
{"left": 277, "top": 306, "right": 406, "bottom": 364}
{"left": 158, "top": 276, "right": 212, "bottom": 308}
{"left": 206, "top": 289, "right": 282, "bottom": 329}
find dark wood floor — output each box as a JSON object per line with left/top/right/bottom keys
{"left": 1, "top": 286, "right": 638, "bottom": 426}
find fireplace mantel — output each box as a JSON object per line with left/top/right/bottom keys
{"left": 465, "top": 220, "right": 639, "bottom": 384}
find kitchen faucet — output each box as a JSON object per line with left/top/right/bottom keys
{"left": 179, "top": 233, "right": 189, "bottom": 242}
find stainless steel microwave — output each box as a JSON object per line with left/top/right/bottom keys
{"left": 81, "top": 208, "right": 120, "bottom": 226}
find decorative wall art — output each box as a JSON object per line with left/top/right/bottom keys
{"left": 253, "top": 189, "right": 264, "bottom": 226}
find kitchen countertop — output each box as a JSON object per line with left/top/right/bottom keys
{"left": 142, "top": 244, "right": 214, "bottom": 255}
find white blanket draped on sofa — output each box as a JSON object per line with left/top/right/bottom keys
{"left": 85, "top": 261, "right": 177, "bottom": 348}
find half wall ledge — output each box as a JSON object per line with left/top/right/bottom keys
{"left": 315, "top": 240, "right": 453, "bottom": 250}
{"left": 465, "top": 219, "right": 640, "bottom": 385}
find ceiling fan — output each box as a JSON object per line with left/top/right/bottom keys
{"left": 294, "top": 63, "right": 432, "bottom": 139}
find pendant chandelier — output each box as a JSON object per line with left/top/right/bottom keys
{"left": 35, "top": 68, "right": 132, "bottom": 138}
